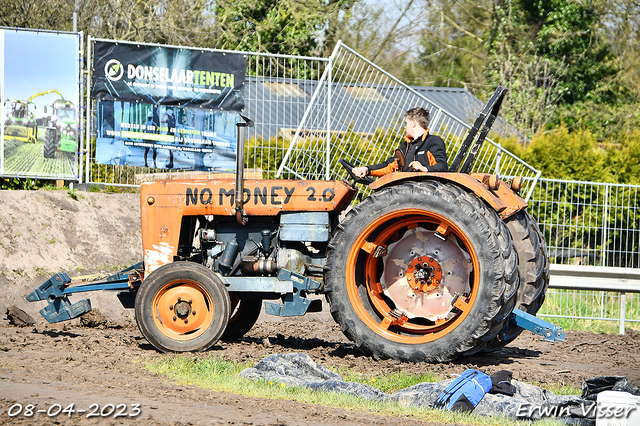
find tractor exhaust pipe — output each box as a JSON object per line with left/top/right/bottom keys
{"left": 235, "top": 115, "right": 254, "bottom": 225}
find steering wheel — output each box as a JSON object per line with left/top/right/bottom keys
{"left": 339, "top": 159, "right": 375, "bottom": 185}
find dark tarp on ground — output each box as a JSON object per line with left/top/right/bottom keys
{"left": 240, "top": 353, "right": 639, "bottom": 426}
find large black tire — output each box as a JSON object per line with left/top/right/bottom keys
{"left": 43, "top": 127, "right": 57, "bottom": 159}
{"left": 221, "top": 297, "right": 262, "bottom": 341}
{"left": 135, "top": 262, "right": 230, "bottom": 352}
{"left": 324, "top": 180, "right": 519, "bottom": 362}
{"left": 483, "top": 210, "right": 550, "bottom": 351}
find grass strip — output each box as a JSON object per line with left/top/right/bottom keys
{"left": 145, "top": 354, "right": 567, "bottom": 426}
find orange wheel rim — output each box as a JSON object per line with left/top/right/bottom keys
{"left": 152, "top": 280, "right": 215, "bottom": 341}
{"left": 346, "top": 208, "right": 480, "bottom": 343}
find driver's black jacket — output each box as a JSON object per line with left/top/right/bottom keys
{"left": 366, "top": 131, "right": 448, "bottom": 175}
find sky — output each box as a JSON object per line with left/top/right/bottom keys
{"left": 2, "top": 30, "right": 80, "bottom": 118}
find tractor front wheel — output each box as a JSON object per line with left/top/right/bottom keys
{"left": 135, "top": 262, "right": 230, "bottom": 352}
{"left": 324, "top": 180, "right": 519, "bottom": 362}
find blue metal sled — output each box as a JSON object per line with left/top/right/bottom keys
{"left": 26, "top": 262, "right": 143, "bottom": 323}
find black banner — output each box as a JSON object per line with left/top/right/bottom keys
{"left": 92, "top": 41, "right": 246, "bottom": 111}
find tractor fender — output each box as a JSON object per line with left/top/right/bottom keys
{"left": 368, "top": 172, "right": 527, "bottom": 220}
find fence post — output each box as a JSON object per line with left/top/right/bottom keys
{"left": 601, "top": 183, "right": 609, "bottom": 267}
{"left": 326, "top": 58, "right": 332, "bottom": 180}
{"left": 85, "top": 35, "right": 92, "bottom": 185}
{"left": 619, "top": 292, "right": 626, "bottom": 335}
{"left": 78, "top": 31, "right": 84, "bottom": 183}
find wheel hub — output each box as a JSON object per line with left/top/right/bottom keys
{"left": 406, "top": 256, "right": 442, "bottom": 292}
{"left": 381, "top": 227, "right": 472, "bottom": 321}
{"left": 174, "top": 299, "right": 192, "bottom": 319}
{"left": 155, "top": 283, "right": 211, "bottom": 335}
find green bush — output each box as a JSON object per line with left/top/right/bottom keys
{"left": 495, "top": 126, "right": 640, "bottom": 184}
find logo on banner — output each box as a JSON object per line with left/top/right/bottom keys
{"left": 92, "top": 41, "right": 246, "bottom": 112}
{"left": 105, "top": 59, "right": 124, "bottom": 81}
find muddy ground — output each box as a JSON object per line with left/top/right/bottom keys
{"left": 0, "top": 189, "right": 639, "bottom": 425}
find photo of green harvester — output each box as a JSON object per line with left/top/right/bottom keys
{"left": 1, "top": 29, "right": 79, "bottom": 179}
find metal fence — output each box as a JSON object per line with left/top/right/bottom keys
{"left": 530, "top": 178, "right": 640, "bottom": 269}
{"left": 529, "top": 178, "right": 640, "bottom": 329}
{"left": 544, "top": 264, "right": 640, "bottom": 332}
{"left": 540, "top": 288, "right": 640, "bottom": 330}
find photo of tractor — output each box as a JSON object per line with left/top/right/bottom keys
{"left": 2, "top": 89, "right": 77, "bottom": 159}
{"left": 3, "top": 98, "right": 38, "bottom": 144}
{"left": 0, "top": 29, "right": 80, "bottom": 179}
{"left": 1, "top": 89, "right": 78, "bottom": 177}
{"left": 43, "top": 98, "right": 78, "bottom": 159}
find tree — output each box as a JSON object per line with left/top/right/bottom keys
{"left": 548, "top": 0, "right": 640, "bottom": 140}
{"left": 328, "top": 0, "right": 425, "bottom": 77}
{"left": 0, "top": 0, "right": 74, "bottom": 30}
{"left": 0, "top": 0, "right": 217, "bottom": 48}
{"left": 401, "top": 0, "right": 619, "bottom": 137}
{"left": 213, "top": 0, "right": 357, "bottom": 56}
{"left": 1, "top": 0, "right": 356, "bottom": 57}
{"left": 413, "top": 0, "right": 491, "bottom": 89}
{"left": 516, "top": 0, "right": 616, "bottom": 105}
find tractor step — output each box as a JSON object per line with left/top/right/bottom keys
{"left": 264, "top": 269, "right": 323, "bottom": 317}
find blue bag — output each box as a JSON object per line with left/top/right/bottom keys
{"left": 435, "top": 369, "right": 493, "bottom": 412}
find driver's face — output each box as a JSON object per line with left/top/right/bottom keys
{"left": 405, "top": 117, "right": 417, "bottom": 138}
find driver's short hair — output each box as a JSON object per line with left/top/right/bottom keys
{"left": 405, "top": 107, "right": 430, "bottom": 130}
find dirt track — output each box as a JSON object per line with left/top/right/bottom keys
{"left": 0, "top": 190, "right": 639, "bottom": 425}
{"left": 1, "top": 311, "right": 639, "bottom": 425}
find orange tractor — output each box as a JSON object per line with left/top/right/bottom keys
{"left": 28, "top": 87, "right": 561, "bottom": 362}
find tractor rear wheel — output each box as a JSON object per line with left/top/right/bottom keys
{"left": 43, "top": 127, "right": 57, "bottom": 159}
{"left": 221, "top": 297, "right": 262, "bottom": 341}
{"left": 135, "top": 261, "right": 230, "bottom": 352}
{"left": 483, "top": 210, "right": 549, "bottom": 351}
{"left": 324, "top": 181, "right": 519, "bottom": 362}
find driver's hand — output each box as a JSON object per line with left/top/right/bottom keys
{"left": 408, "top": 161, "right": 428, "bottom": 172}
{"left": 352, "top": 166, "right": 368, "bottom": 178}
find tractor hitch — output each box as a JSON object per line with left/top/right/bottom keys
{"left": 509, "top": 308, "right": 566, "bottom": 342}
